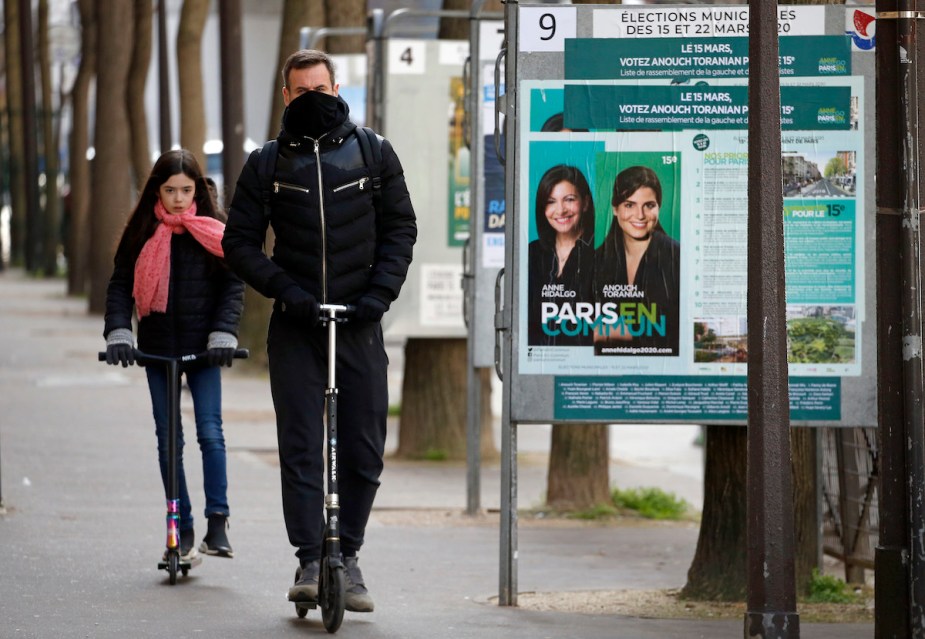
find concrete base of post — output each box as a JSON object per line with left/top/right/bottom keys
{"left": 875, "top": 545, "right": 909, "bottom": 636}
{"left": 744, "top": 611, "right": 800, "bottom": 639}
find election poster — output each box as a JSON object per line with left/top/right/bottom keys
{"left": 513, "top": 19, "right": 868, "bottom": 422}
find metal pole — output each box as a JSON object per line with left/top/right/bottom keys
{"left": 464, "top": 0, "right": 487, "bottom": 517}
{"left": 157, "top": 0, "right": 172, "bottom": 153}
{"left": 19, "top": 0, "right": 40, "bottom": 272}
{"left": 744, "top": 1, "right": 799, "bottom": 637}
{"left": 306, "top": 27, "right": 367, "bottom": 52}
{"left": 498, "top": 0, "right": 518, "bottom": 607}
{"left": 219, "top": 0, "right": 245, "bottom": 206}
{"left": 895, "top": 2, "right": 925, "bottom": 634}
{"left": 874, "top": 0, "right": 911, "bottom": 635}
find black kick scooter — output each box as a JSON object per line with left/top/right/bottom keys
{"left": 99, "top": 348, "right": 248, "bottom": 584}
{"left": 290, "top": 303, "right": 353, "bottom": 633}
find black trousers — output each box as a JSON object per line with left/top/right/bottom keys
{"left": 267, "top": 310, "right": 388, "bottom": 562}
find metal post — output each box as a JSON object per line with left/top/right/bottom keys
{"left": 874, "top": 0, "right": 911, "bottom": 635}
{"left": 744, "top": 1, "right": 799, "bottom": 637}
{"left": 498, "top": 0, "right": 518, "bottom": 607}
{"left": 895, "top": 2, "right": 925, "bottom": 634}
{"left": 157, "top": 0, "right": 172, "bottom": 153}
{"left": 18, "top": 0, "right": 40, "bottom": 272}
{"left": 219, "top": 0, "right": 245, "bottom": 205}
{"left": 464, "top": 0, "right": 487, "bottom": 517}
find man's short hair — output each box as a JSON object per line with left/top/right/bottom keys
{"left": 282, "top": 49, "right": 336, "bottom": 89}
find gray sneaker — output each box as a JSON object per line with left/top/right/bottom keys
{"left": 344, "top": 556, "right": 375, "bottom": 612}
{"left": 288, "top": 559, "right": 320, "bottom": 602}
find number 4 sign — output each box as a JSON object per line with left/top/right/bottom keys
{"left": 389, "top": 40, "right": 426, "bottom": 75}
{"left": 519, "top": 6, "right": 576, "bottom": 53}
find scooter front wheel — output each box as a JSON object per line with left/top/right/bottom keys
{"left": 320, "top": 557, "right": 345, "bottom": 633}
{"left": 167, "top": 553, "right": 179, "bottom": 585}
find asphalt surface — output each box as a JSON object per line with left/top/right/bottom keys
{"left": 0, "top": 270, "right": 873, "bottom": 638}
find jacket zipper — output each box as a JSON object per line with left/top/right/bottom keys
{"left": 273, "top": 181, "right": 310, "bottom": 195}
{"left": 314, "top": 138, "right": 328, "bottom": 304}
{"left": 333, "top": 177, "right": 369, "bottom": 193}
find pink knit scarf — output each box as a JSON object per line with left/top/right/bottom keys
{"left": 133, "top": 200, "right": 226, "bottom": 318}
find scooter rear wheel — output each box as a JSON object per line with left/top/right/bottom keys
{"left": 293, "top": 567, "right": 309, "bottom": 619}
{"left": 320, "top": 557, "right": 345, "bottom": 633}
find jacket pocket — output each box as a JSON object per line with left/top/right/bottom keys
{"left": 333, "top": 177, "right": 370, "bottom": 194}
{"left": 273, "top": 181, "right": 310, "bottom": 195}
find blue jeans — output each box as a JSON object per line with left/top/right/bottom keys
{"left": 146, "top": 364, "right": 229, "bottom": 532}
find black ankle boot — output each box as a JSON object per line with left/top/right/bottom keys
{"left": 199, "top": 514, "right": 233, "bottom": 558}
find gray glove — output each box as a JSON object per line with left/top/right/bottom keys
{"left": 207, "top": 331, "right": 238, "bottom": 367}
{"left": 105, "top": 328, "right": 135, "bottom": 367}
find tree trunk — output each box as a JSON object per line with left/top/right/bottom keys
{"left": 176, "top": 0, "right": 209, "bottom": 169}
{"left": 87, "top": 0, "right": 134, "bottom": 313}
{"left": 791, "top": 427, "right": 819, "bottom": 597}
{"left": 4, "top": 0, "right": 26, "bottom": 266}
{"left": 322, "top": 0, "right": 364, "bottom": 54}
{"left": 66, "top": 0, "right": 95, "bottom": 295}
{"left": 267, "top": 0, "right": 326, "bottom": 141}
{"left": 682, "top": 425, "right": 749, "bottom": 600}
{"left": 395, "top": 339, "right": 495, "bottom": 461}
{"left": 546, "top": 424, "right": 611, "bottom": 509}
{"left": 38, "top": 0, "right": 61, "bottom": 277}
{"left": 682, "top": 426, "right": 818, "bottom": 600}
{"left": 127, "top": 0, "right": 153, "bottom": 193}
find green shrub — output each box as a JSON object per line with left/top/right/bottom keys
{"left": 805, "top": 569, "right": 859, "bottom": 604}
{"left": 611, "top": 487, "right": 688, "bottom": 520}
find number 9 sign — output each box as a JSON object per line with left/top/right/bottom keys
{"left": 519, "top": 6, "right": 576, "bottom": 53}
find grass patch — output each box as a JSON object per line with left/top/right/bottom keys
{"left": 569, "top": 503, "right": 618, "bottom": 520}
{"left": 421, "top": 448, "right": 448, "bottom": 461}
{"left": 805, "top": 569, "right": 861, "bottom": 604}
{"left": 611, "top": 487, "right": 689, "bottom": 520}
{"left": 388, "top": 404, "right": 401, "bottom": 417}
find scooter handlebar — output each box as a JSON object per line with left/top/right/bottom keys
{"left": 98, "top": 348, "right": 250, "bottom": 365}
{"left": 318, "top": 303, "right": 356, "bottom": 322}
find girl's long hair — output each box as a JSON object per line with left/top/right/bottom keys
{"left": 114, "top": 149, "right": 221, "bottom": 264}
{"left": 534, "top": 164, "right": 595, "bottom": 250}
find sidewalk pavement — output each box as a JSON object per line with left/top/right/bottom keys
{"left": 0, "top": 270, "right": 873, "bottom": 638}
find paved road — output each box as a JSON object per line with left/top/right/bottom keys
{"left": 0, "top": 271, "right": 873, "bottom": 638}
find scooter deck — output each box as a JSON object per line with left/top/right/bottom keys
{"left": 289, "top": 597, "right": 318, "bottom": 610}
{"left": 158, "top": 555, "right": 203, "bottom": 570}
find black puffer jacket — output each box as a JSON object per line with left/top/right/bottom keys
{"left": 104, "top": 232, "right": 245, "bottom": 357}
{"left": 222, "top": 98, "right": 417, "bottom": 309}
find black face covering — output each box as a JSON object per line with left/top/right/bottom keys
{"left": 283, "top": 90, "right": 347, "bottom": 140}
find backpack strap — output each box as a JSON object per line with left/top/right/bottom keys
{"left": 256, "top": 139, "right": 279, "bottom": 219}
{"left": 355, "top": 126, "right": 382, "bottom": 192}
{"left": 355, "top": 127, "right": 383, "bottom": 220}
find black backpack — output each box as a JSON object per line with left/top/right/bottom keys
{"left": 255, "top": 126, "right": 383, "bottom": 220}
